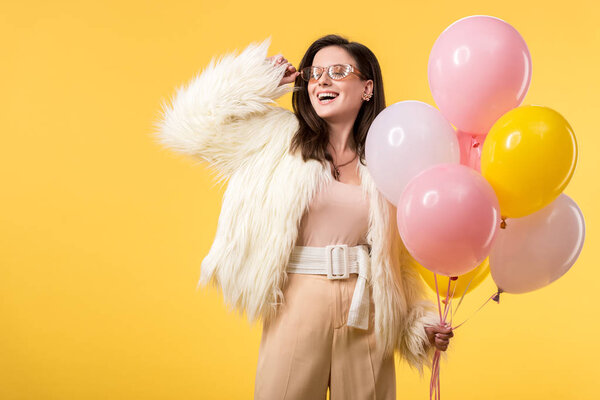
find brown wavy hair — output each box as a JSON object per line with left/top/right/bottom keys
{"left": 289, "top": 34, "right": 386, "bottom": 167}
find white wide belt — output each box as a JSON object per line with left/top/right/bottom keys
{"left": 287, "top": 244, "right": 371, "bottom": 330}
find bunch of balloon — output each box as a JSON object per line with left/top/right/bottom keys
{"left": 365, "top": 15, "right": 586, "bottom": 400}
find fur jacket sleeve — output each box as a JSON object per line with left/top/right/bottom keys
{"left": 152, "top": 37, "right": 443, "bottom": 376}
{"left": 153, "top": 37, "right": 293, "bottom": 185}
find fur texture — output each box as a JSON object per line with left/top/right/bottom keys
{"left": 153, "top": 37, "right": 443, "bottom": 375}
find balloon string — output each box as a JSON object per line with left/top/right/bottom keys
{"left": 431, "top": 273, "right": 487, "bottom": 398}
{"left": 442, "top": 283, "right": 453, "bottom": 323}
{"left": 430, "top": 350, "right": 442, "bottom": 399}
{"left": 434, "top": 274, "right": 443, "bottom": 322}
{"left": 431, "top": 275, "right": 441, "bottom": 399}
{"left": 443, "top": 277, "right": 462, "bottom": 324}
{"left": 448, "top": 280, "right": 458, "bottom": 325}
{"left": 451, "top": 291, "right": 497, "bottom": 330}
{"left": 452, "top": 272, "right": 477, "bottom": 318}
{"left": 433, "top": 351, "right": 441, "bottom": 399}
{"left": 449, "top": 278, "right": 458, "bottom": 299}
{"left": 430, "top": 275, "right": 452, "bottom": 400}
{"left": 431, "top": 281, "right": 498, "bottom": 398}
{"left": 430, "top": 351, "right": 438, "bottom": 399}
{"left": 442, "top": 278, "right": 452, "bottom": 322}
{"left": 438, "top": 358, "right": 441, "bottom": 400}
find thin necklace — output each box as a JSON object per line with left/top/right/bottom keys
{"left": 329, "top": 146, "right": 358, "bottom": 181}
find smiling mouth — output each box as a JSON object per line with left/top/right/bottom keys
{"left": 317, "top": 95, "right": 338, "bottom": 105}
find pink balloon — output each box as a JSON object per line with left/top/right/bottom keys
{"left": 489, "top": 194, "right": 585, "bottom": 294}
{"left": 397, "top": 163, "right": 501, "bottom": 276}
{"left": 428, "top": 15, "right": 532, "bottom": 134}
{"left": 456, "top": 130, "right": 485, "bottom": 172}
{"left": 365, "top": 101, "right": 460, "bottom": 205}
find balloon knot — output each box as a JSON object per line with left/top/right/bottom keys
{"left": 500, "top": 217, "right": 507, "bottom": 229}
{"left": 450, "top": 276, "right": 458, "bottom": 281}
{"left": 492, "top": 289, "right": 504, "bottom": 303}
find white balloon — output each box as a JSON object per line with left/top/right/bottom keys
{"left": 365, "top": 100, "right": 460, "bottom": 205}
{"left": 490, "top": 193, "right": 585, "bottom": 294}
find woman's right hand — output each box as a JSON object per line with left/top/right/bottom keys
{"left": 266, "top": 54, "right": 300, "bottom": 86}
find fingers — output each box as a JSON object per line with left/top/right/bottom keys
{"left": 288, "top": 71, "right": 300, "bottom": 80}
{"left": 283, "top": 63, "right": 296, "bottom": 76}
{"left": 269, "top": 55, "right": 296, "bottom": 71}
{"left": 435, "top": 336, "right": 449, "bottom": 351}
{"left": 267, "top": 54, "right": 284, "bottom": 65}
{"left": 434, "top": 326, "right": 452, "bottom": 339}
{"left": 278, "top": 60, "right": 299, "bottom": 84}
{"left": 435, "top": 333, "right": 452, "bottom": 340}
{"left": 433, "top": 324, "right": 454, "bottom": 335}
{"left": 430, "top": 323, "right": 454, "bottom": 351}
{"left": 270, "top": 55, "right": 287, "bottom": 65}
{"left": 435, "top": 333, "right": 451, "bottom": 351}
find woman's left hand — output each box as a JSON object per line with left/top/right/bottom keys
{"left": 425, "top": 323, "right": 454, "bottom": 352}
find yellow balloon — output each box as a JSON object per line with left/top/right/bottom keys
{"left": 480, "top": 105, "right": 577, "bottom": 218}
{"left": 412, "top": 256, "right": 490, "bottom": 299}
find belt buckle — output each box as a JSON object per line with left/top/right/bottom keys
{"left": 326, "top": 244, "right": 349, "bottom": 280}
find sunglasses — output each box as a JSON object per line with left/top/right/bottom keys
{"left": 300, "top": 64, "right": 365, "bottom": 82}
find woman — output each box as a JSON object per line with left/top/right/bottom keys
{"left": 154, "top": 34, "right": 453, "bottom": 399}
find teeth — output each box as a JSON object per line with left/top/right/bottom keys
{"left": 318, "top": 92, "right": 338, "bottom": 100}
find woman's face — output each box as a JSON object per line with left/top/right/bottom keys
{"left": 307, "top": 46, "right": 373, "bottom": 124}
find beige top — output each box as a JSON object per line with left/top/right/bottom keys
{"left": 295, "top": 173, "right": 370, "bottom": 247}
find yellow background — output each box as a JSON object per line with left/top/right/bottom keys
{"left": 2, "top": 0, "right": 598, "bottom": 398}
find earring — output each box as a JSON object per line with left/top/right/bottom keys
{"left": 362, "top": 91, "right": 373, "bottom": 101}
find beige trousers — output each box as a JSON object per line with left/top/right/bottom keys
{"left": 254, "top": 272, "right": 396, "bottom": 400}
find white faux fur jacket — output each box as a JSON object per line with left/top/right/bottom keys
{"left": 154, "top": 37, "right": 441, "bottom": 375}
